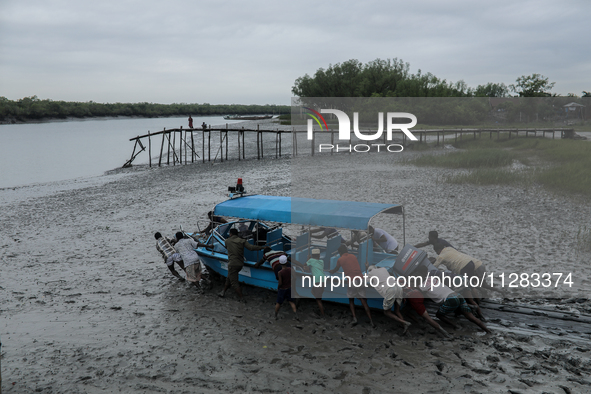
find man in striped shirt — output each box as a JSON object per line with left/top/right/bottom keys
{"left": 155, "top": 232, "right": 186, "bottom": 281}
{"left": 254, "top": 246, "right": 290, "bottom": 279}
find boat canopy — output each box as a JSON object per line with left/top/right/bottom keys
{"left": 213, "top": 195, "right": 402, "bottom": 230}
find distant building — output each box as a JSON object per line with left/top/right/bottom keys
{"left": 563, "top": 102, "right": 585, "bottom": 120}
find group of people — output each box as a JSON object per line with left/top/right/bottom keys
{"left": 155, "top": 216, "right": 491, "bottom": 336}
{"left": 294, "top": 236, "right": 490, "bottom": 337}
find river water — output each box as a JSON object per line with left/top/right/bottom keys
{"left": 0, "top": 116, "right": 245, "bottom": 189}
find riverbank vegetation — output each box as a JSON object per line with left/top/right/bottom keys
{"left": 410, "top": 136, "right": 591, "bottom": 199}
{"left": 0, "top": 96, "right": 290, "bottom": 123}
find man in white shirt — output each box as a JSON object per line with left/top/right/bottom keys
{"left": 368, "top": 226, "right": 398, "bottom": 253}
{"left": 175, "top": 232, "right": 210, "bottom": 293}
{"left": 366, "top": 265, "right": 411, "bottom": 334}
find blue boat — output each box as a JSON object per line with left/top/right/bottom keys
{"left": 192, "top": 193, "right": 429, "bottom": 309}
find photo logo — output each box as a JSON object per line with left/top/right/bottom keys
{"left": 303, "top": 107, "right": 329, "bottom": 132}
{"left": 305, "top": 109, "right": 418, "bottom": 141}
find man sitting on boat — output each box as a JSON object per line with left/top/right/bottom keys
{"left": 368, "top": 225, "right": 399, "bottom": 253}
{"left": 154, "top": 232, "right": 186, "bottom": 281}
{"left": 329, "top": 245, "right": 375, "bottom": 328}
{"left": 198, "top": 211, "right": 228, "bottom": 237}
{"left": 218, "top": 228, "right": 267, "bottom": 302}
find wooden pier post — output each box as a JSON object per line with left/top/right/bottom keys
{"left": 148, "top": 131, "right": 151, "bottom": 167}
{"left": 242, "top": 129, "right": 245, "bottom": 159}
{"left": 257, "top": 125, "right": 265, "bottom": 159}
{"left": 220, "top": 128, "right": 223, "bottom": 163}
{"left": 257, "top": 128, "right": 260, "bottom": 160}
{"left": 166, "top": 129, "right": 170, "bottom": 165}
{"left": 159, "top": 131, "right": 165, "bottom": 167}
{"left": 191, "top": 130, "right": 195, "bottom": 163}
{"left": 330, "top": 130, "right": 334, "bottom": 155}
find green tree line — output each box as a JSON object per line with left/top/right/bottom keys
{"left": 0, "top": 96, "right": 290, "bottom": 122}
{"left": 293, "top": 58, "right": 587, "bottom": 99}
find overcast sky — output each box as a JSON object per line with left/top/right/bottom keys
{"left": 1, "top": 0, "right": 589, "bottom": 105}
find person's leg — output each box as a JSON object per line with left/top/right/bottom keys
{"left": 228, "top": 266, "right": 245, "bottom": 301}
{"left": 274, "top": 303, "right": 281, "bottom": 319}
{"left": 463, "top": 289, "right": 485, "bottom": 320}
{"left": 315, "top": 298, "right": 325, "bottom": 317}
{"left": 312, "top": 286, "right": 325, "bottom": 317}
{"left": 384, "top": 309, "right": 407, "bottom": 324}
{"left": 349, "top": 298, "right": 358, "bottom": 325}
{"left": 359, "top": 298, "right": 375, "bottom": 327}
{"left": 288, "top": 301, "right": 299, "bottom": 320}
{"left": 384, "top": 310, "right": 411, "bottom": 333}
{"left": 219, "top": 276, "right": 231, "bottom": 297}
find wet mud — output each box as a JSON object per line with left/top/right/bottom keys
{"left": 1, "top": 152, "right": 591, "bottom": 393}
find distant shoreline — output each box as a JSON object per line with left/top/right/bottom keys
{"left": 0, "top": 114, "right": 224, "bottom": 125}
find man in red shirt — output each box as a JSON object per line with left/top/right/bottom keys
{"left": 329, "top": 245, "right": 375, "bottom": 327}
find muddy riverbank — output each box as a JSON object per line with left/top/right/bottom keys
{"left": 1, "top": 152, "right": 590, "bottom": 393}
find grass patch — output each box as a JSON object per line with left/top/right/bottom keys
{"left": 446, "top": 168, "right": 528, "bottom": 186}
{"left": 412, "top": 148, "right": 514, "bottom": 168}
{"left": 576, "top": 225, "right": 591, "bottom": 253}
{"left": 411, "top": 135, "right": 591, "bottom": 199}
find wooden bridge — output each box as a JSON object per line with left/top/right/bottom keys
{"left": 122, "top": 125, "right": 576, "bottom": 167}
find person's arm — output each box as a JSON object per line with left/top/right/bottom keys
{"left": 328, "top": 260, "right": 341, "bottom": 275}
{"left": 244, "top": 240, "right": 267, "bottom": 251}
{"left": 199, "top": 222, "right": 213, "bottom": 234}
{"left": 394, "top": 302, "right": 404, "bottom": 321}
{"left": 433, "top": 255, "right": 443, "bottom": 268}
{"left": 414, "top": 240, "right": 431, "bottom": 248}
{"left": 278, "top": 270, "right": 283, "bottom": 287}
{"left": 254, "top": 255, "right": 267, "bottom": 268}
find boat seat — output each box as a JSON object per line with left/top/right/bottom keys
{"left": 329, "top": 255, "right": 339, "bottom": 271}
{"left": 266, "top": 227, "right": 283, "bottom": 246}
{"left": 295, "top": 232, "right": 310, "bottom": 251}
{"left": 295, "top": 249, "right": 309, "bottom": 264}
{"left": 357, "top": 238, "right": 373, "bottom": 269}
{"left": 244, "top": 239, "right": 264, "bottom": 262}
{"left": 322, "top": 235, "right": 342, "bottom": 270}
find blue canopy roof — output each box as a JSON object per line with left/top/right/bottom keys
{"left": 213, "top": 195, "right": 402, "bottom": 230}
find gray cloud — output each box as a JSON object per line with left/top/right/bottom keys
{"left": 1, "top": 0, "right": 589, "bottom": 104}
